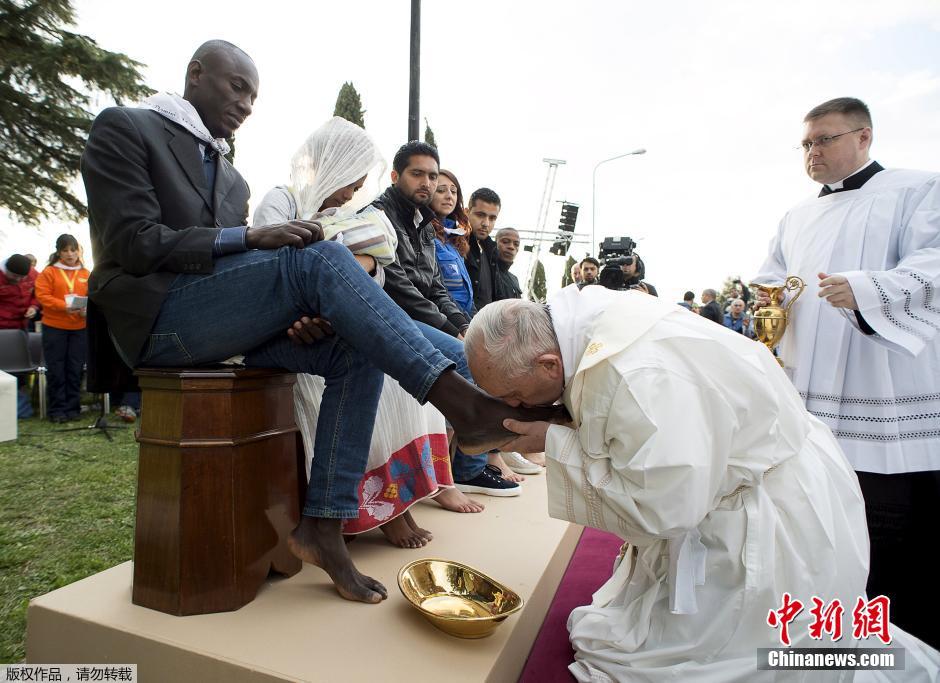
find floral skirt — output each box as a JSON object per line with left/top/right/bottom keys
{"left": 293, "top": 373, "right": 452, "bottom": 533}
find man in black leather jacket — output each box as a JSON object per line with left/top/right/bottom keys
{"left": 464, "top": 188, "right": 502, "bottom": 312}
{"left": 371, "top": 142, "right": 470, "bottom": 338}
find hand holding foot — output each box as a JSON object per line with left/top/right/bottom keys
{"left": 426, "top": 372, "right": 570, "bottom": 452}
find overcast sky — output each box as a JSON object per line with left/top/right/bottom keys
{"left": 3, "top": 0, "right": 939, "bottom": 302}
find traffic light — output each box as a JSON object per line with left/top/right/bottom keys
{"left": 550, "top": 202, "right": 579, "bottom": 255}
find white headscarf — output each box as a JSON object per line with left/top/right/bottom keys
{"left": 290, "top": 117, "right": 386, "bottom": 219}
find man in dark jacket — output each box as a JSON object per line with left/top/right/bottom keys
{"left": 700, "top": 288, "right": 723, "bottom": 324}
{"left": 371, "top": 142, "right": 470, "bottom": 338}
{"left": 493, "top": 228, "right": 522, "bottom": 300}
{"left": 464, "top": 188, "right": 502, "bottom": 311}
{"left": 371, "top": 146, "right": 519, "bottom": 498}
{"left": 81, "top": 42, "right": 544, "bottom": 603}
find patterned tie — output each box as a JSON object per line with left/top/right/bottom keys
{"left": 203, "top": 146, "right": 217, "bottom": 194}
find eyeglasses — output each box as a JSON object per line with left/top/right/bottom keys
{"left": 799, "top": 128, "right": 865, "bottom": 152}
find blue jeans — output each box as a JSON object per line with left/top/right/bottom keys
{"left": 139, "top": 242, "right": 454, "bottom": 518}
{"left": 411, "top": 321, "right": 487, "bottom": 482}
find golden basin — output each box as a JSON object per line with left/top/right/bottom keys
{"left": 398, "top": 558, "right": 524, "bottom": 638}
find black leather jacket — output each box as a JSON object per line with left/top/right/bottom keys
{"left": 370, "top": 186, "right": 469, "bottom": 336}
{"left": 465, "top": 235, "right": 497, "bottom": 311}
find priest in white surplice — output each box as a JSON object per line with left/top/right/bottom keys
{"left": 465, "top": 289, "right": 939, "bottom": 682}
{"left": 753, "top": 97, "right": 940, "bottom": 649}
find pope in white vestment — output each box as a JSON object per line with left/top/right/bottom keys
{"left": 465, "top": 287, "right": 939, "bottom": 682}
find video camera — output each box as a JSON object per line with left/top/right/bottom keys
{"left": 597, "top": 236, "right": 639, "bottom": 291}
{"left": 597, "top": 236, "right": 637, "bottom": 268}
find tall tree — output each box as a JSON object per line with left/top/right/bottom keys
{"left": 530, "top": 259, "right": 547, "bottom": 303}
{"left": 0, "top": 0, "right": 153, "bottom": 224}
{"left": 423, "top": 118, "right": 436, "bottom": 149}
{"left": 333, "top": 81, "right": 365, "bottom": 128}
{"left": 561, "top": 254, "right": 576, "bottom": 287}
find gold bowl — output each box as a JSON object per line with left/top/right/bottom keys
{"left": 398, "top": 558, "right": 524, "bottom": 638}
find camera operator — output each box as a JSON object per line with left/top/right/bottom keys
{"left": 595, "top": 236, "right": 657, "bottom": 296}
{"left": 618, "top": 252, "right": 658, "bottom": 296}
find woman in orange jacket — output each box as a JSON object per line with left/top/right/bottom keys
{"left": 34, "top": 234, "right": 90, "bottom": 422}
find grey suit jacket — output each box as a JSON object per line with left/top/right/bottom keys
{"left": 81, "top": 107, "right": 250, "bottom": 366}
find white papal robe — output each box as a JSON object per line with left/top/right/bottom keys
{"left": 754, "top": 168, "right": 940, "bottom": 474}
{"left": 545, "top": 286, "right": 937, "bottom": 682}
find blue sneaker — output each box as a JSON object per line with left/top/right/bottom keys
{"left": 455, "top": 464, "right": 521, "bottom": 497}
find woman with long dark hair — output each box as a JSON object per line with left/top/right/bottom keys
{"left": 430, "top": 169, "right": 474, "bottom": 317}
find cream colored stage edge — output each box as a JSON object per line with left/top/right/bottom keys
{"left": 27, "top": 474, "right": 581, "bottom": 682}
{"left": 0, "top": 371, "right": 17, "bottom": 442}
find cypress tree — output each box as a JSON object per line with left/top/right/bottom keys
{"left": 531, "top": 259, "right": 547, "bottom": 303}
{"left": 0, "top": 0, "right": 153, "bottom": 224}
{"left": 561, "top": 254, "right": 577, "bottom": 287}
{"left": 333, "top": 81, "right": 365, "bottom": 127}
{"left": 424, "top": 118, "right": 437, "bottom": 149}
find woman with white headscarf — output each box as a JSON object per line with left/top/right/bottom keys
{"left": 253, "top": 117, "right": 453, "bottom": 548}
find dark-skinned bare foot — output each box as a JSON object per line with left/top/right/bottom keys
{"left": 434, "top": 487, "right": 485, "bottom": 513}
{"left": 403, "top": 510, "right": 433, "bottom": 542}
{"left": 288, "top": 516, "right": 387, "bottom": 603}
{"left": 425, "top": 371, "right": 570, "bottom": 453}
{"left": 379, "top": 513, "right": 429, "bottom": 549}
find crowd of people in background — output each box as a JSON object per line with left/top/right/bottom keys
{"left": 7, "top": 40, "right": 939, "bottom": 659}
{"left": 2, "top": 240, "right": 139, "bottom": 423}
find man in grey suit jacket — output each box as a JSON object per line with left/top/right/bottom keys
{"left": 81, "top": 40, "right": 562, "bottom": 604}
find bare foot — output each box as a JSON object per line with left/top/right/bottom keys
{"left": 288, "top": 517, "right": 387, "bottom": 603}
{"left": 488, "top": 452, "right": 524, "bottom": 483}
{"left": 426, "top": 372, "right": 570, "bottom": 453}
{"left": 434, "top": 487, "right": 485, "bottom": 513}
{"left": 379, "top": 513, "right": 430, "bottom": 549}
{"left": 525, "top": 452, "right": 546, "bottom": 466}
{"left": 404, "top": 510, "right": 433, "bottom": 542}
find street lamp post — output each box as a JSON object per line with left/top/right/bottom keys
{"left": 591, "top": 148, "right": 646, "bottom": 254}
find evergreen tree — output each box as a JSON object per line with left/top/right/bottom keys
{"left": 424, "top": 118, "right": 437, "bottom": 149}
{"left": 0, "top": 0, "right": 153, "bottom": 224}
{"left": 561, "top": 255, "right": 576, "bottom": 287}
{"left": 333, "top": 82, "right": 365, "bottom": 127}
{"left": 530, "top": 259, "right": 547, "bottom": 303}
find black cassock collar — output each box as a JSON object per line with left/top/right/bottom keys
{"left": 819, "top": 161, "right": 885, "bottom": 197}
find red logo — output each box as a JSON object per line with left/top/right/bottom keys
{"left": 768, "top": 594, "right": 891, "bottom": 646}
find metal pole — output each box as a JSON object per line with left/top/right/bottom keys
{"left": 408, "top": 0, "right": 421, "bottom": 141}
{"left": 591, "top": 148, "right": 646, "bottom": 254}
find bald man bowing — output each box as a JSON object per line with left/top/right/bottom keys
{"left": 465, "top": 287, "right": 938, "bottom": 681}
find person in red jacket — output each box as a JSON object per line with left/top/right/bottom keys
{"left": 0, "top": 254, "right": 39, "bottom": 330}
{"left": 34, "top": 235, "right": 90, "bottom": 422}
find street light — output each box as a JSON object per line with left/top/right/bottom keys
{"left": 591, "top": 148, "right": 646, "bottom": 254}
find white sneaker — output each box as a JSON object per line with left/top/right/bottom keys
{"left": 502, "top": 451, "right": 543, "bottom": 475}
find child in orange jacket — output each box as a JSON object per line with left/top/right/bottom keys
{"left": 34, "top": 234, "right": 90, "bottom": 422}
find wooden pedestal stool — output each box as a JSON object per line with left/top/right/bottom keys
{"left": 132, "top": 367, "right": 304, "bottom": 616}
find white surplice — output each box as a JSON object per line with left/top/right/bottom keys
{"left": 546, "top": 286, "right": 874, "bottom": 682}
{"left": 753, "top": 168, "right": 940, "bottom": 474}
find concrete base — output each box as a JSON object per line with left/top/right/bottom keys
{"left": 27, "top": 474, "right": 581, "bottom": 682}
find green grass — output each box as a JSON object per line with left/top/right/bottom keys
{"left": 0, "top": 416, "right": 138, "bottom": 662}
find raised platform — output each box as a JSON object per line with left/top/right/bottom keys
{"left": 26, "top": 474, "right": 581, "bottom": 682}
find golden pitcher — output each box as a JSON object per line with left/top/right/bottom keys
{"left": 750, "top": 276, "right": 806, "bottom": 367}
